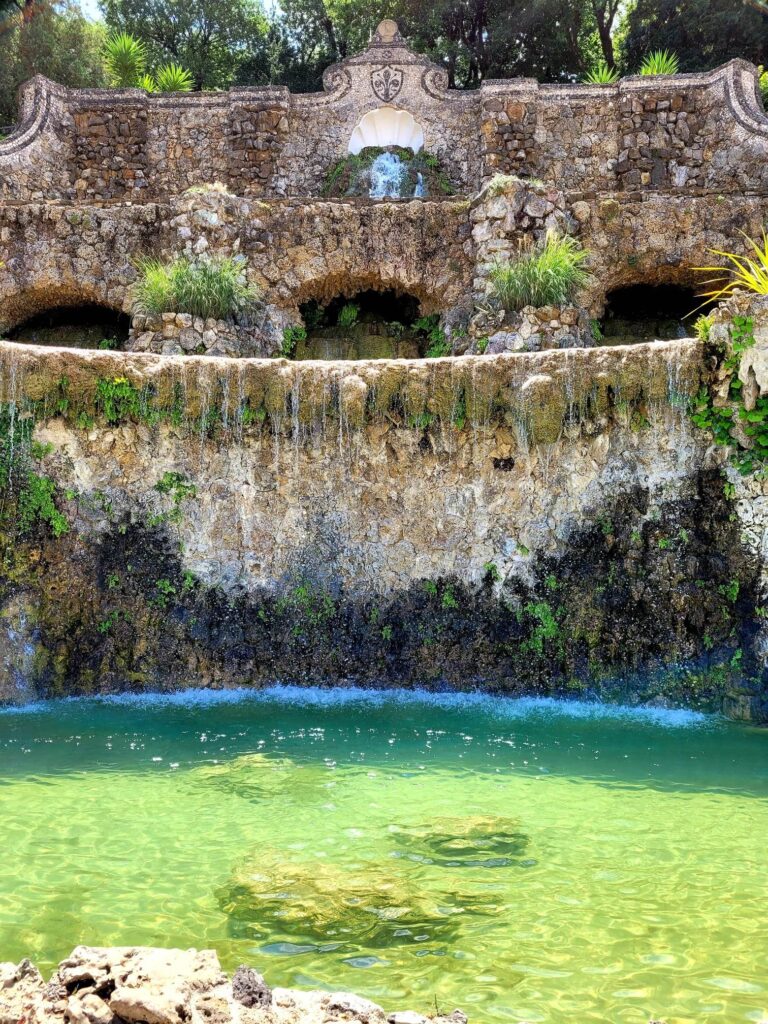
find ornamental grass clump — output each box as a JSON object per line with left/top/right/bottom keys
{"left": 132, "top": 255, "right": 260, "bottom": 322}
{"left": 489, "top": 233, "right": 591, "bottom": 312}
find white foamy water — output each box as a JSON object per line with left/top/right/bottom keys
{"left": 0, "top": 683, "right": 712, "bottom": 728}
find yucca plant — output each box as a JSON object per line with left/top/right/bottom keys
{"left": 489, "top": 233, "right": 591, "bottom": 312}
{"left": 155, "top": 63, "right": 195, "bottom": 93}
{"left": 132, "top": 255, "right": 260, "bottom": 321}
{"left": 103, "top": 31, "right": 193, "bottom": 93}
{"left": 104, "top": 32, "right": 147, "bottom": 88}
{"left": 136, "top": 73, "right": 157, "bottom": 94}
{"left": 639, "top": 50, "right": 680, "bottom": 76}
{"left": 694, "top": 231, "right": 768, "bottom": 303}
{"left": 583, "top": 61, "right": 619, "bottom": 85}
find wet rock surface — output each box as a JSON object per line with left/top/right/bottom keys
{"left": 0, "top": 947, "right": 468, "bottom": 1024}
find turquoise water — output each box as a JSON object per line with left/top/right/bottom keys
{"left": 1, "top": 687, "right": 767, "bottom": 1023}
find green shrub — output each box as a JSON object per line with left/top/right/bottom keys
{"left": 489, "top": 233, "right": 590, "bottom": 312}
{"left": 95, "top": 376, "right": 142, "bottom": 425}
{"left": 17, "top": 472, "right": 69, "bottom": 538}
{"left": 759, "top": 66, "right": 768, "bottom": 107}
{"left": 337, "top": 303, "right": 360, "bottom": 330}
{"left": 414, "top": 313, "right": 450, "bottom": 357}
{"left": 280, "top": 324, "right": 306, "bottom": 358}
{"left": 132, "top": 255, "right": 260, "bottom": 322}
{"left": 583, "top": 62, "right": 619, "bottom": 84}
{"left": 693, "top": 313, "right": 714, "bottom": 342}
{"left": 690, "top": 316, "right": 768, "bottom": 475}
{"left": 155, "top": 63, "right": 194, "bottom": 92}
{"left": 639, "top": 50, "right": 680, "bottom": 76}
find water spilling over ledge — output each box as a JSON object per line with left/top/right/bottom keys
{"left": 0, "top": 338, "right": 704, "bottom": 445}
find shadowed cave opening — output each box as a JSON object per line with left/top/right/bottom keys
{"left": 7, "top": 305, "right": 130, "bottom": 350}
{"left": 294, "top": 289, "right": 426, "bottom": 360}
{"left": 600, "top": 284, "right": 715, "bottom": 344}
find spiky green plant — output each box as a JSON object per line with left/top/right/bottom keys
{"left": 136, "top": 73, "right": 157, "bottom": 94}
{"left": 694, "top": 231, "right": 768, "bottom": 303}
{"left": 489, "top": 233, "right": 591, "bottom": 312}
{"left": 639, "top": 50, "right": 680, "bottom": 76}
{"left": 132, "top": 255, "right": 260, "bottom": 321}
{"left": 155, "top": 63, "right": 194, "bottom": 93}
{"left": 583, "top": 61, "right": 619, "bottom": 84}
{"left": 759, "top": 66, "right": 768, "bottom": 107}
{"left": 104, "top": 32, "right": 147, "bottom": 88}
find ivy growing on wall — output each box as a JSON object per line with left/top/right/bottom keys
{"left": 0, "top": 407, "right": 69, "bottom": 540}
{"left": 690, "top": 316, "right": 768, "bottom": 475}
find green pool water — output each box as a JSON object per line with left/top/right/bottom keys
{"left": 1, "top": 688, "right": 766, "bottom": 1024}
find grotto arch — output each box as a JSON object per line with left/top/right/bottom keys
{"left": 595, "top": 267, "right": 718, "bottom": 345}
{"left": 0, "top": 286, "right": 130, "bottom": 350}
{"left": 286, "top": 282, "right": 436, "bottom": 360}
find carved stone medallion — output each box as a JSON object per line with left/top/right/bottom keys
{"left": 371, "top": 66, "right": 404, "bottom": 102}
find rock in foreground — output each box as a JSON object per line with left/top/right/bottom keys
{"left": 0, "top": 946, "right": 468, "bottom": 1024}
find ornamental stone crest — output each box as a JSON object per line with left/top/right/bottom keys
{"left": 371, "top": 66, "right": 404, "bottom": 102}
{"left": 321, "top": 21, "right": 448, "bottom": 99}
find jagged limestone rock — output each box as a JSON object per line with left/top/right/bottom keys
{"left": 0, "top": 947, "right": 467, "bottom": 1024}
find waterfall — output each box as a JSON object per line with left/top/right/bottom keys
{"left": 367, "top": 153, "right": 428, "bottom": 199}
{"left": 369, "top": 152, "right": 405, "bottom": 199}
{"left": 0, "top": 596, "right": 36, "bottom": 704}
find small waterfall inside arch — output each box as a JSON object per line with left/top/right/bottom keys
{"left": 369, "top": 152, "right": 426, "bottom": 199}
{"left": 369, "top": 152, "right": 405, "bottom": 199}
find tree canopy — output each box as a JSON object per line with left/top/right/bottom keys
{"left": 621, "top": 0, "right": 767, "bottom": 73}
{"left": 100, "top": 0, "right": 270, "bottom": 89}
{"left": 0, "top": 1, "right": 106, "bottom": 124}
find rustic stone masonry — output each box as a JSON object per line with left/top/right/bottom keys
{"left": 478, "top": 62, "right": 768, "bottom": 193}
{"left": 1, "top": 180, "right": 766, "bottom": 349}
{"left": 128, "top": 312, "right": 281, "bottom": 358}
{"left": 476, "top": 305, "right": 593, "bottom": 354}
{"left": 0, "top": 22, "right": 765, "bottom": 351}
{"left": 0, "top": 29, "right": 765, "bottom": 202}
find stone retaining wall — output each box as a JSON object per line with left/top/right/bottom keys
{"left": 0, "top": 50, "right": 765, "bottom": 202}
{"left": 1, "top": 187, "right": 767, "bottom": 339}
{"left": 128, "top": 313, "right": 280, "bottom": 358}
